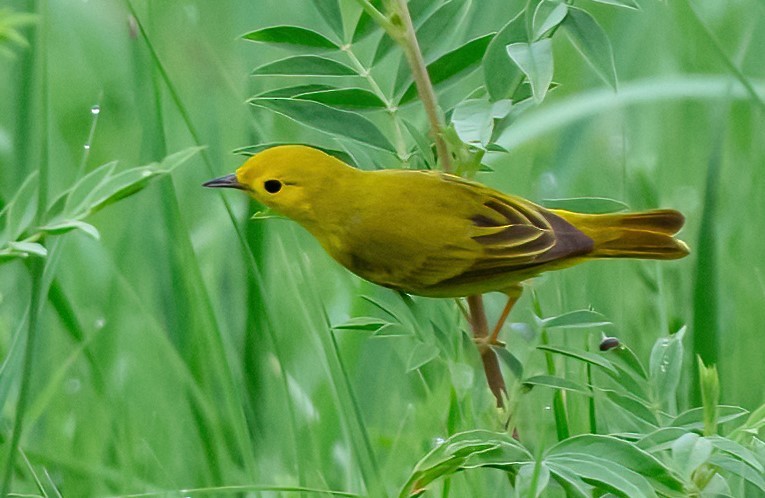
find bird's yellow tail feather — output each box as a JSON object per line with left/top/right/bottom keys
{"left": 554, "top": 209, "right": 690, "bottom": 260}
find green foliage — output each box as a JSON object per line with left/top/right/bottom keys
{"left": 0, "top": 7, "right": 36, "bottom": 58}
{"left": 0, "top": 0, "right": 762, "bottom": 496}
{"left": 0, "top": 148, "right": 199, "bottom": 262}
{"left": 399, "top": 332, "right": 765, "bottom": 497}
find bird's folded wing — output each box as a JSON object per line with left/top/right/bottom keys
{"left": 400, "top": 189, "right": 593, "bottom": 290}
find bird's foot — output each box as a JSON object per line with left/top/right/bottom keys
{"left": 473, "top": 336, "right": 506, "bottom": 354}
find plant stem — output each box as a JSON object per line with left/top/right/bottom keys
{"left": 392, "top": 0, "right": 452, "bottom": 172}
{"left": 2, "top": 0, "right": 47, "bottom": 493}
{"left": 467, "top": 296, "right": 506, "bottom": 407}
{"left": 540, "top": 328, "right": 570, "bottom": 440}
{"left": 1, "top": 259, "right": 45, "bottom": 496}
{"left": 352, "top": 0, "right": 395, "bottom": 35}
{"left": 372, "top": 0, "right": 501, "bottom": 405}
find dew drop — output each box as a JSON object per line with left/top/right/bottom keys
{"left": 95, "top": 318, "right": 106, "bottom": 329}
{"left": 83, "top": 144, "right": 91, "bottom": 150}
{"left": 90, "top": 105, "right": 101, "bottom": 115}
{"left": 433, "top": 437, "right": 445, "bottom": 446}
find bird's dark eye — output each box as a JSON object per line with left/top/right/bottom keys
{"left": 264, "top": 179, "right": 282, "bottom": 193}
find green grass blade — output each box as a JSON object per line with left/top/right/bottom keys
{"left": 691, "top": 114, "right": 726, "bottom": 405}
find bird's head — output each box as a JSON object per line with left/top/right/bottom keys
{"left": 203, "top": 145, "right": 356, "bottom": 223}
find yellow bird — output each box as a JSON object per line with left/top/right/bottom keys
{"left": 205, "top": 145, "right": 688, "bottom": 345}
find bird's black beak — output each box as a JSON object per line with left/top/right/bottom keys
{"left": 203, "top": 173, "right": 246, "bottom": 190}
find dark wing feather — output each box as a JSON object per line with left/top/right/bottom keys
{"left": 378, "top": 172, "right": 594, "bottom": 295}
{"left": 435, "top": 185, "right": 595, "bottom": 288}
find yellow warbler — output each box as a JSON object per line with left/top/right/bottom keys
{"left": 205, "top": 145, "right": 688, "bottom": 341}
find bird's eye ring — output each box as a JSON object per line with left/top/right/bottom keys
{"left": 264, "top": 179, "right": 282, "bottom": 194}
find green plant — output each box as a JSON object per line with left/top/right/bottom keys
{"left": 1, "top": 0, "right": 762, "bottom": 496}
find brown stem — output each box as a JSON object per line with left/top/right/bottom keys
{"left": 393, "top": 0, "right": 452, "bottom": 173}
{"left": 467, "top": 295, "right": 507, "bottom": 407}
{"left": 365, "top": 0, "right": 502, "bottom": 405}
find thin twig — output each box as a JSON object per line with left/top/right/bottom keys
{"left": 392, "top": 0, "right": 452, "bottom": 172}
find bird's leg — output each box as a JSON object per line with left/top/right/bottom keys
{"left": 487, "top": 294, "right": 519, "bottom": 347}
{"left": 474, "top": 287, "right": 522, "bottom": 350}
{"left": 467, "top": 295, "right": 506, "bottom": 407}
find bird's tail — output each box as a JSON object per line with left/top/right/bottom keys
{"left": 554, "top": 209, "right": 690, "bottom": 260}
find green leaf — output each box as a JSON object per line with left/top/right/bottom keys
{"left": 546, "top": 462, "right": 592, "bottom": 497}
{"left": 313, "top": 0, "right": 345, "bottom": 39}
{"left": 591, "top": 0, "right": 640, "bottom": 10}
{"left": 371, "top": 33, "right": 396, "bottom": 65}
{"left": 514, "top": 462, "right": 550, "bottom": 498}
{"left": 537, "top": 344, "right": 618, "bottom": 374}
{"left": 82, "top": 147, "right": 200, "bottom": 217}
{"left": 707, "top": 436, "right": 764, "bottom": 474}
{"left": 249, "top": 98, "right": 395, "bottom": 151}
{"left": 523, "top": 375, "right": 592, "bottom": 396}
{"left": 351, "top": 0, "right": 383, "bottom": 42}
{"left": 671, "top": 433, "right": 712, "bottom": 480}
{"left": 702, "top": 475, "right": 735, "bottom": 497}
{"left": 506, "top": 39, "right": 554, "bottom": 103}
{"left": 708, "top": 454, "right": 765, "bottom": 494}
{"left": 399, "top": 34, "right": 495, "bottom": 104}
{"left": 333, "top": 316, "right": 392, "bottom": 332}
{"left": 637, "top": 427, "right": 689, "bottom": 453}
{"left": 599, "top": 362, "right": 651, "bottom": 407}
{"left": 494, "top": 346, "right": 524, "bottom": 379}
{"left": 294, "top": 88, "right": 387, "bottom": 109}
{"left": 399, "top": 430, "right": 532, "bottom": 498}
{"left": 402, "top": 119, "right": 436, "bottom": 169}
{"left": 415, "top": 0, "right": 468, "bottom": 58}
{"left": 6, "top": 241, "right": 47, "bottom": 258}
{"left": 256, "top": 84, "right": 336, "bottom": 98}
{"left": 562, "top": 7, "right": 617, "bottom": 88}
{"left": 252, "top": 55, "right": 357, "bottom": 76}
{"left": 372, "top": 324, "right": 408, "bottom": 337}
{"left": 533, "top": 1, "right": 569, "bottom": 40}
{"left": 406, "top": 341, "right": 439, "bottom": 371}
{"left": 542, "top": 197, "right": 629, "bottom": 214}
{"left": 546, "top": 454, "right": 657, "bottom": 498}
{"left": 483, "top": 11, "right": 527, "bottom": 101}
{"left": 538, "top": 309, "right": 612, "bottom": 330}
{"left": 671, "top": 406, "right": 749, "bottom": 431}
{"left": 2, "top": 171, "right": 38, "bottom": 241}
{"left": 649, "top": 327, "right": 685, "bottom": 412}
{"left": 38, "top": 220, "right": 100, "bottom": 240}
{"left": 61, "top": 161, "right": 118, "bottom": 217}
{"left": 373, "top": 1, "right": 467, "bottom": 64}
{"left": 0, "top": 10, "right": 36, "bottom": 55}
{"left": 451, "top": 98, "right": 512, "bottom": 147}
{"left": 609, "top": 343, "right": 649, "bottom": 379}
{"left": 242, "top": 26, "right": 339, "bottom": 50}
{"left": 547, "top": 434, "right": 685, "bottom": 495}
{"left": 600, "top": 389, "right": 659, "bottom": 427}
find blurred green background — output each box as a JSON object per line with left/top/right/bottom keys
{"left": 0, "top": 0, "right": 763, "bottom": 496}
